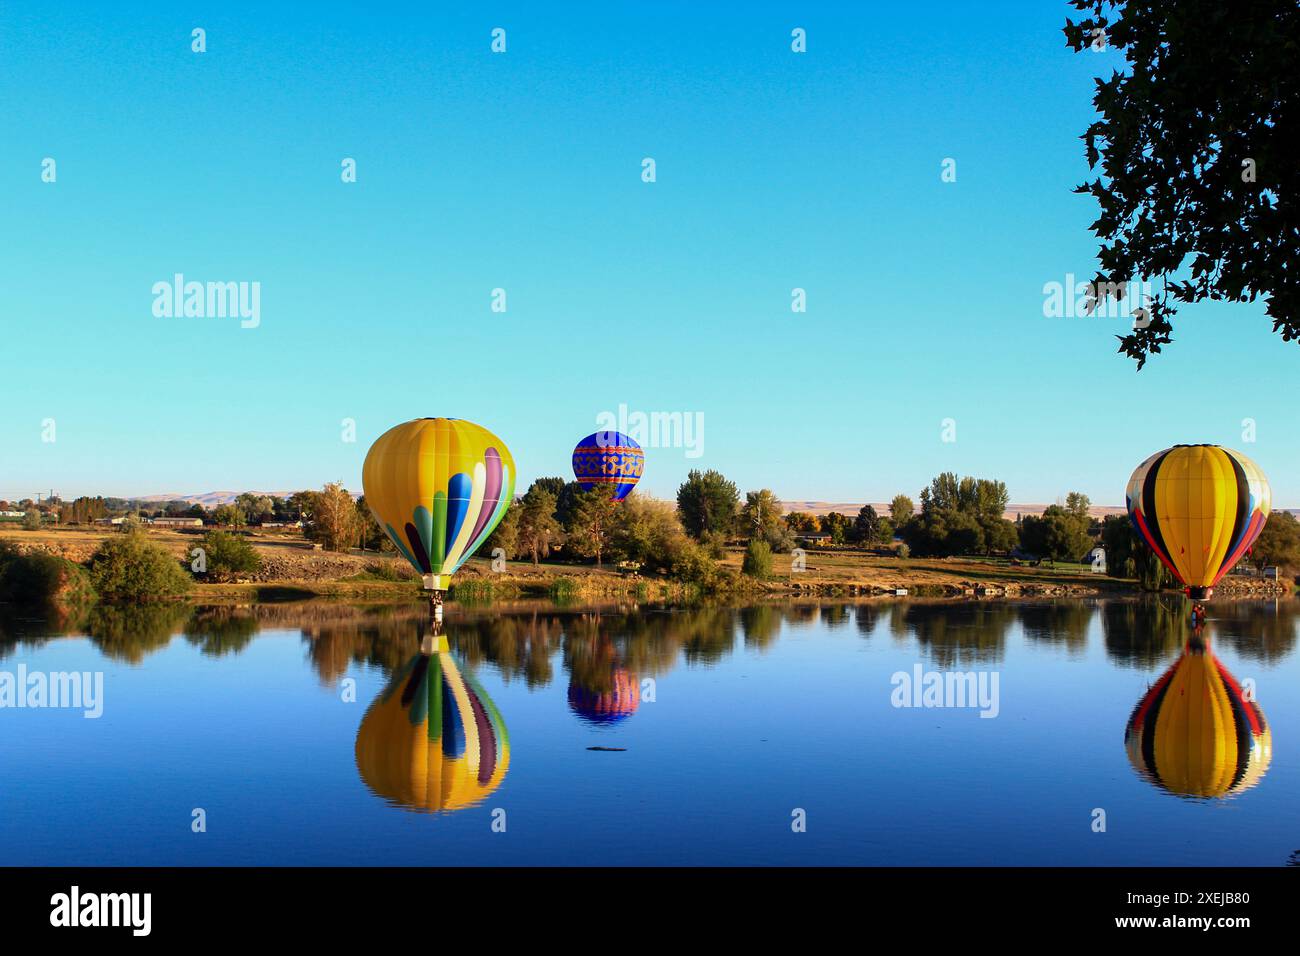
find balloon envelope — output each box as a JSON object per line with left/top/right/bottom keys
{"left": 355, "top": 642, "right": 510, "bottom": 813}
{"left": 1124, "top": 638, "right": 1270, "bottom": 798}
{"left": 1126, "top": 444, "right": 1270, "bottom": 596}
{"left": 572, "top": 431, "right": 644, "bottom": 502}
{"left": 363, "top": 418, "right": 515, "bottom": 591}
{"left": 568, "top": 668, "right": 640, "bottom": 724}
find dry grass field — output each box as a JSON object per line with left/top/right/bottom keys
{"left": 4, "top": 526, "right": 1284, "bottom": 600}
{"left": 0, "top": 525, "right": 651, "bottom": 601}
{"left": 717, "top": 546, "right": 1124, "bottom": 596}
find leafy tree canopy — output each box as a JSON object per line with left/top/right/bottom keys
{"left": 1065, "top": 0, "right": 1300, "bottom": 366}
{"left": 676, "top": 469, "right": 739, "bottom": 540}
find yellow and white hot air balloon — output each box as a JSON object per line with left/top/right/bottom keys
{"left": 354, "top": 633, "right": 510, "bottom": 813}
{"left": 362, "top": 418, "right": 515, "bottom": 595}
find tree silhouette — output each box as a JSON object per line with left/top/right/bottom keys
{"left": 1065, "top": 1, "right": 1299, "bottom": 366}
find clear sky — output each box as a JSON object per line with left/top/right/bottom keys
{"left": 2, "top": 1, "right": 1295, "bottom": 507}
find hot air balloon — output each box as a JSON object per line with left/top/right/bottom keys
{"left": 1124, "top": 635, "right": 1271, "bottom": 799}
{"left": 354, "top": 631, "right": 510, "bottom": 813}
{"left": 1126, "top": 444, "right": 1270, "bottom": 599}
{"left": 572, "top": 431, "right": 643, "bottom": 503}
{"left": 568, "top": 669, "right": 640, "bottom": 724}
{"left": 566, "top": 631, "right": 639, "bottom": 724}
{"left": 362, "top": 418, "right": 515, "bottom": 600}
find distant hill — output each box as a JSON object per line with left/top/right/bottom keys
{"left": 125, "top": 493, "right": 1289, "bottom": 518}
{"left": 779, "top": 500, "right": 1129, "bottom": 521}
{"left": 133, "top": 491, "right": 298, "bottom": 506}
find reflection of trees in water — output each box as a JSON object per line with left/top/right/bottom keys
{"left": 1205, "top": 600, "right": 1300, "bottom": 664}
{"left": 740, "top": 605, "right": 781, "bottom": 650}
{"left": 854, "top": 604, "right": 881, "bottom": 638}
{"left": 605, "top": 612, "right": 684, "bottom": 677}
{"left": 1017, "top": 602, "right": 1096, "bottom": 652}
{"left": 819, "top": 604, "right": 851, "bottom": 630}
{"left": 302, "top": 605, "right": 425, "bottom": 685}
{"left": 2, "top": 602, "right": 196, "bottom": 663}
{"left": 0, "top": 612, "right": 64, "bottom": 660}
{"left": 900, "top": 602, "right": 1014, "bottom": 667}
{"left": 7, "top": 596, "right": 1296, "bottom": 686}
{"left": 564, "top": 621, "right": 630, "bottom": 697}
{"left": 86, "top": 603, "right": 193, "bottom": 664}
{"left": 184, "top": 607, "right": 259, "bottom": 657}
{"left": 1101, "top": 598, "right": 1193, "bottom": 668}
{"left": 675, "top": 607, "right": 741, "bottom": 665}
{"left": 454, "top": 612, "right": 562, "bottom": 688}
{"left": 783, "top": 605, "right": 821, "bottom": 627}
{"left": 1102, "top": 597, "right": 1298, "bottom": 668}
{"left": 887, "top": 604, "right": 911, "bottom": 642}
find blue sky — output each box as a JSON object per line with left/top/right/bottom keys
{"left": 2, "top": 1, "right": 1295, "bottom": 507}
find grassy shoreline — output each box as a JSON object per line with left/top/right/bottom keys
{"left": 2, "top": 527, "right": 1291, "bottom": 607}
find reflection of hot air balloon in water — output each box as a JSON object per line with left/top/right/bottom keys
{"left": 355, "top": 631, "right": 509, "bottom": 812}
{"left": 1124, "top": 634, "right": 1271, "bottom": 799}
{"left": 568, "top": 670, "right": 640, "bottom": 724}
{"left": 363, "top": 418, "right": 515, "bottom": 609}
{"left": 1127, "top": 444, "right": 1270, "bottom": 600}
{"left": 567, "top": 631, "right": 639, "bottom": 724}
{"left": 572, "top": 431, "right": 643, "bottom": 503}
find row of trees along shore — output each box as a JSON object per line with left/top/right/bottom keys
{"left": 3, "top": 486, "right": 381, "bottom": 555}
{"left": 480, "top": 469, "right": 1300, "bottom": 588}
{"left": 7, "top": 470, "right": 1300, "bottom": 597}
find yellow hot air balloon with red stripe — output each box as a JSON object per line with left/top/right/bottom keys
{"left": 1126, "top": 445, "right": 1270, "bottom": 599}
{"left": 1124, "top": 636, "right": 1271, "bottom": 798}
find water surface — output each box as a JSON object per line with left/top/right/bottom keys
{"left": 2, "top": 597, "right": 1297, "bottom": 866}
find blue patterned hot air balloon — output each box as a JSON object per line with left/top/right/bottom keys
{"left": 572, "top": 431, "right": 644, "bottom": 503}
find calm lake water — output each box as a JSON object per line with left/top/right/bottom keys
{"left": 2, "top": 596, "right": 1297, "bottom": 866}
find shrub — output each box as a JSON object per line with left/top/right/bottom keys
{"left": 668, "top": 539, "right": 725, "bottom": 589}
{"left": 611, "top": 496, "right": 694, "bottom": 570}
{"left": 896, "top": 543, "right": 911, "bottom": 559}
{"left": 194, "top": 531, "right": 261, "bottom": 581}
{"left": 86, "top": 603, "right": 193, "bottom": 663}
{"left": 363, "top": 559, "right": 417, "bottom": 582}
{"left": 0, "top": 548, "right": 96, "bottom": 609}
{"left": 742, "top": 539, "right": 773, "bottom": 579}
{"left": 549, "top": 576, "right": 580, "bottom": 603}
{"left": 762, "top": 523, "right": 796, "bottom": 554}
{"left": 88, "top": 530, "right": 191, "bottom": 602}
{"left": 699, "top": 530, "right": 728, "bottom": 560}
{"left": 22, "top": 509, "right": 42, "bottom": 531}
{"left": 450, "top": 579, "right": 499, "bottom": 603}
{"left": 212, "top": 504, "right": 244, "bottom": 528}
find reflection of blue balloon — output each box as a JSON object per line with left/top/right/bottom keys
{"left": 568, "top": 668, "right": 639, "bottom": 724}
{"left": 572, "top": 431, "right": 644, "bottom": 503}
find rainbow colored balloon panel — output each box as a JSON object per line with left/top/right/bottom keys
{"left": 572, "top": 431, "right": 644, "bottom": 502}
{"left": 1126, "top": 444, "right": 1270, "bottom": 596}
{"left": 355, "top": 642, "right": 510, "bottom": 813}
{"left": 363, "top": 418, "right": 515, "bottom": 591}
